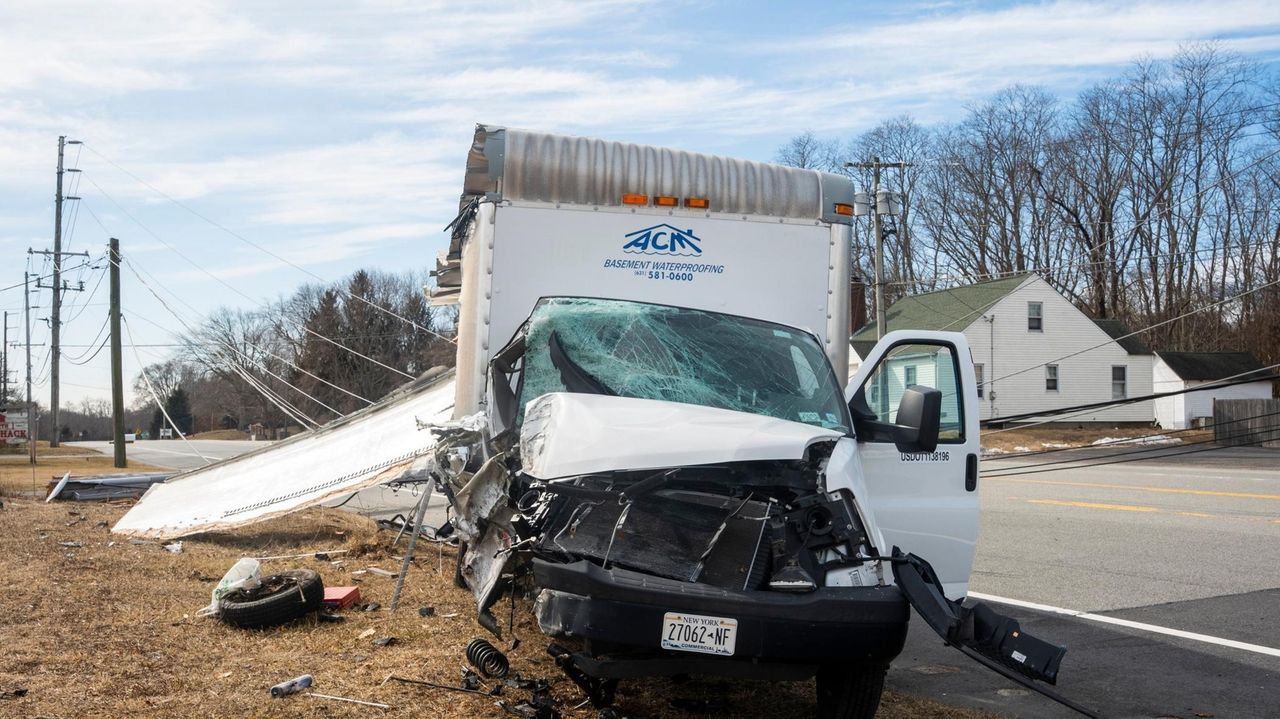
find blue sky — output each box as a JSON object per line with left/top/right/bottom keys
{"left": 3, "top": 0, "right": 1280, "bottom": 408}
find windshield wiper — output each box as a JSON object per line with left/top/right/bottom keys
{"left": 548, "top": 331, "right": 617, "bottom": 396}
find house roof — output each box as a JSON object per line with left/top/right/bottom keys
{"left": 1156, "top": 351, "right": 1271, "bottom": 382}
{"left": 1091, "top": 319, "right": 1152, "bottom": 355}
{"left": 850, "top": 273, "right": 1032, "bottom": 343}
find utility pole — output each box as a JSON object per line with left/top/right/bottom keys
{"left": 845, "top": 158, "right": 911, "bottom": 339}
{"left": 108, "top": 237, "right": 125, "bottom": 468}
{"left": 24, "top": 272, "right": 35, "bottom": 465}
{"left": 109, "top": 238, "right": 125, "bottom": 468}
{"left": 46, "top": 135, "right": 83, "bottom": 447}
{"left": 2, "top": 310, "right": 8, "bottom": 406}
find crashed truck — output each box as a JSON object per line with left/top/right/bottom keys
{"left": 424, "top": 125, "right": 1089, "bottom": 718}
{"left": 113, "top": 124, "right": 1088, "bottom": 718}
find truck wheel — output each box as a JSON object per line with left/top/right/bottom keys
{"left": 219, "top": 569, "right": 324, "bottom": 629}
{"left": 816, "top": 664, "right": 886, "bottom": 719}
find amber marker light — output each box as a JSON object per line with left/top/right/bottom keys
{"left": 622, "top": 194, "right": 649, "bottom": 205}
{"left": 684, "top": 197, "right": 710, "bottom": 209}
{"left": 654, "top": 195, "right": 678, "bottom": 207}
{"left": 833, "top": 203, "right": 855, "bottom": 216}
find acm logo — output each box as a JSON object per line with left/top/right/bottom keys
{"left": 622, "top": 224, "right": 703, "bottom": 256}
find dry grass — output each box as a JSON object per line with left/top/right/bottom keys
{"left": 982, "top": 425, "right": 1210, "bottom": 453}
{"left": 0, "top": 440, "right": 102, "bottom": 458}
{"left": 0, "top": 453, "right": 167, "bottom": 496}
{"left": 0, "top": 498, "right": 998, "bottom": 719}
{"left": 189, "top": 429, "right": 249, "bottom": 440}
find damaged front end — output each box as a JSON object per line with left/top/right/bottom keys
{"left": 441, "top": 298, "right": 902, "bottom": 664}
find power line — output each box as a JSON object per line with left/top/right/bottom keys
{"left": 80, "top": 145, "right": 455, "bottom": 346}
{"left": 79, "top": 185, "right": 417, "bottom": 381}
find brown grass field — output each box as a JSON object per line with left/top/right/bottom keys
{"left": 0, "top": 494, "right": 998, "bottom": 719}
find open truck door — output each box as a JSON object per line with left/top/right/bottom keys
{"left": 846, "top": 330, "right": 981, "bottom": 599}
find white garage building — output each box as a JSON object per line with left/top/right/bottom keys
{"left": 1153, "top": 351, "right": 1273, "bottom": 430}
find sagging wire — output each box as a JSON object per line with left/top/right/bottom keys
{"left": 123, "top": 315, "right": 213, "bottom": 465}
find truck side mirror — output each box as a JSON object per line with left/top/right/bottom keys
{"left": 893, "top": 386, "right": 941, "bottom": 453}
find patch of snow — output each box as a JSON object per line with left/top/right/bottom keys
{"left": 1091, "top": 435, "right": 1182, "bottom": 446}
{"left": 1040, "top": 442, "right": 1072, "bottom": 449}
{"left": 981, "top": 447, "right": 1008, "bottom": 456}
{"left": 1014, "top": 446, "right": 1032, "bottom": 452}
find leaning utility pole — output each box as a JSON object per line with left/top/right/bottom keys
{"left": 845, "top": 158, "right": 910, "bottom": 339}
{"left": 47, "top": 135, "right": 83, "bottom": 447}
{"left": 24, "top": 272, "right": 35, "bottom": 465}
{"left": 109, "top": 238, "right": 125, "bottom": 468}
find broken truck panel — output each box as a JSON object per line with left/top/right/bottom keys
{"left": 890, "top": 548, "right": 1102, "bottom": 718}
{"left": 113, "top": 371, "right": 455, "bottom": 540}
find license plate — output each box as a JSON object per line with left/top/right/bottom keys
{"left": 660, "top": 612, "right": 737, "bottom": 656}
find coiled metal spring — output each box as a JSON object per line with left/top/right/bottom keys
{"left": 466, "top": 638, "right": 510, "bottom": 678}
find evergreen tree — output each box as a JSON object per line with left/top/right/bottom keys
{"left": 164, "top": 388, "right": 194, "bottom": 436}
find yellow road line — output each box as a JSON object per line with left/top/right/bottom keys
{"left": 1028, "top": 499, "right": 1158, "bottom": 513}
{"left": 1178, "top": 511, "right": 1216, "bottom": 518}
{"left": 986, "top": 476, "right": 1280, "bottom": 501}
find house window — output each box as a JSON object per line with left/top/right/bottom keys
{"left": 1045, "top": 364, "right": 1059, "bottom": 391}
{"left": 905, "top": 365, "right": 917, "bottom": 387}
{"left": 975, "top": 363, "right": 984, "bottom": 398}
{"left": 1112, "top": 365, "right": 1127, "bottom": 399}
{"left": 1028, "top": 302, "right": 1043, "bottom": 331}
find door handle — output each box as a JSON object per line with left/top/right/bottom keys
{"left": 965, "top": 453, "right": 978, "bottom": 492}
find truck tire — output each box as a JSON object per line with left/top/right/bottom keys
{"left": 219, "top": 569, "right": 324, "bottom": 629}
{"left": 816, "top": 664, "right": 886, "bottom": 719}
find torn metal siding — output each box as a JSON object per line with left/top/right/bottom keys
{"left": 112, "top": 371, "right": 456, "bottom": 540}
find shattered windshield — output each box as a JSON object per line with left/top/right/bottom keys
{"left": 515, "top": 297, "right": 851, "bottom": 433}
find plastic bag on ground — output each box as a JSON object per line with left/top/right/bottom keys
{"left": 197, "top": 558, "right": 261, "bottom": 617}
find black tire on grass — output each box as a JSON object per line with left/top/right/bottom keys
{"left": 218, "top": 569, "right": 324, "bottom": 629}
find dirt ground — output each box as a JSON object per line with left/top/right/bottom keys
{"left": 0, "top": 496, "right": 999, "bottom": 719}
{"left": 981, "top": 425, "right": 1210, "bottom": 454}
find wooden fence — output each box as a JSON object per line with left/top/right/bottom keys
{"left": 1213, "top": 399, "right": 1280, "bottom": 448}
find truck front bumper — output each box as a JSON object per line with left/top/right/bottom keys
{"left": 532, "top": 559, "right": 909, "bottom": 675}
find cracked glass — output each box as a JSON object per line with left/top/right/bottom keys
{"left": 515, "top": 297, "right": 851, "bottom": 433}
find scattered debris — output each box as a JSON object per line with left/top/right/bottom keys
{"left": 466, "top": 638, "right": 510, "bottom": 678}
{"left": 499, "top": 696, "right": 561, "bottom": 719}
{"left": 461, "top": 667, "right": 482, "bottom": 691}
{"left": 362, "top": 602, "right": 381, "bottom": 612}
{"left": 58, "top": 541, "right": 82, "bottom": 548}
{"left": 366, "top": 567, "right": 397, "bottom": 578}
{"left": 254, "top": 549, "right": 350, "bottom": 561}
{"left": 382, "top": 674, "right": 489, "bottom": 697}
{"left": 270, "top": 674, "right": 313, "bottom": 698}
{"left": 163, "top": 542, "right": 183, "bottom": 554}
{"left": 0, "top": 688, "right": 28, "bottom": 700}
{"left": 358, "top": 628, "right": 376, "bottom": 639}
{"left": 417, "top": 606, "right": 435, "bottom": 617}
{"left": 307, "top": 692, "right": 390, "bottom": 710}
{"left": 317, "top": 612, "right": 345, "bottom": 623}
{"left": 372, "top": 637, "right": 397, "bottom": 647}
{"left": 322, "top": 586, "right": 360, "bottom": 610}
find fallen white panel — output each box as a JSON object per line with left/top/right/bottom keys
{"left": 113, "top": 372, "right": 456, "bottom": 540}
{"left": 520, "top": 392, "right": 842, "bottom": 479}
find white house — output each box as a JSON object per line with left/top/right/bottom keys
{"left": 850, "top": 273, "right": 1154, "bottom": 424}
{"left": 1153, "top": 351, "right": 1273, "bottom": 429}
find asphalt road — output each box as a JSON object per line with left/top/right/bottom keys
{"left": 891, "top": 445, "right": 1280, "bottom": 718}
{"left": 69, "top": 439, "right": 267, "bottom": 471}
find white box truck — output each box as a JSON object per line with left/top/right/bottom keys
{"left": 431, "top": 125, "right": 1089, "bottom": 719}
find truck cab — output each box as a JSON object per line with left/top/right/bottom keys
{"left": 428, "top": 125, "right": 1075, "bottom": 719}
